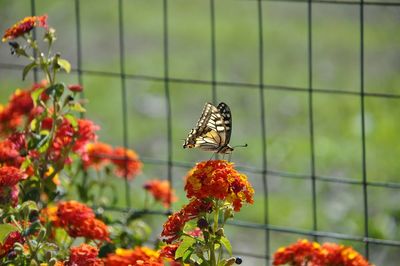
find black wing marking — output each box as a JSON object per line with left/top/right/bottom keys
{"left": 217, "top": 102, "right": 232, "bottom": 145}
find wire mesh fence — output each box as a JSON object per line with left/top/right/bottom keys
{"left": 1, "top": 0, "right": 400, "bottom": 265}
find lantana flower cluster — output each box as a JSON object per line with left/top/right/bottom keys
{"left": 2, "top": 15, "right": 48, "bottom": 42}
{"left": 273, "top": 239, "right": 373, "bottom": 266}
{"left": 41, "top": 201, "right": 110, "bottom": 243}
{"left": 83, "top": 142, "right": 143, "bottom": 180}
{"left": 185, "top": 160, "right": 254, "bottom": 211}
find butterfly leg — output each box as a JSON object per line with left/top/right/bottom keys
{"left": 208, "top": 152, "right": 216, "bottom": 162}
{"left": 228, "top": 152, "right": 232, "bottom": 162}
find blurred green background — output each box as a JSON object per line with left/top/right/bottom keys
{"left": 1, "top": 0, "right": 400, "bottom": 265}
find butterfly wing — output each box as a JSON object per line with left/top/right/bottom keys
{"left": 183, "top": 102, "right": 232, "bottom": 153}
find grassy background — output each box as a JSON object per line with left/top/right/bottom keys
{"left": 1, "top": 0, "right": 400, "bottom": 265}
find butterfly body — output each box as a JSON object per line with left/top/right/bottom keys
{"left": 183, "top": 102, "right": 234, "bottom": 154}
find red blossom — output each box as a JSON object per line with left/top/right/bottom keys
{"left": 159, "top": 244, "right": 179, "bottom": 260}
{"left": 2, "top": 15, "right": 48, "bottom": 42}
{"left": 143, "top": 179, "right": 177, "bottom": 208}
{"left": 65, "top": 244, "right": 103, "bottom": 266}
{"left": 161, "top": 199, "right": 212, "bottom": 244}
{"left": 185, "top": 160, "right": 254, "bottom": 211}
{"left": 8, "top": 89, "right": 34, "bottom": 116}
{"left": 68, "top": 84, "right": 84, "bottom": 92}
{"left": 111, "top": 147, "right": 142, "bottom": 180}
{"left": 0, "top": 166, "right": 27, "bottom": 187}
{"left": 73, "top": 119, "right": 99, "bottom": 153}
{"left": 0, "top": 231, "right": 24, "bottom": 258}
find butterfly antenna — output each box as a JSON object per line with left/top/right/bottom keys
{"left": 232, "top": 143, "right": 248, "bottom": 149}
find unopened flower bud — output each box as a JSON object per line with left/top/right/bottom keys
{"left": 215, "top": 228, "right": 224, "bottom": 237}
{"left": 7, "top": 250, "right": 17, "bottom": 260}
{"left": 68, "top": 84, "right": 83, "bottom": 92}
{"left": 224, "top": 257, "right": 236, "bottom": 266}
{"left": 29, "top": 209, "right": 39, "bottom": 222}
{"left": 197, "top": 218, "right": 208, "bottom": 229}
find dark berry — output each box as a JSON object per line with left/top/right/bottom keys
{"left": 235, "top": 257, "right": 242, "bottom": 264}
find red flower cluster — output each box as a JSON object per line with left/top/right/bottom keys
{"left": 64, "top": 244, "right": 103, "bottom": 266}
{"left": 104, "top": 247, "right": 163, "bottom": 266}
{"left": 0, "top": 83, "right": 48, "bottom": 136}
{"left": 0, "top": 231, "right": 24, "bottom": 259}
{"left": 0, "top": 166, "right": 27, "bottom": 206}
{"left": 111, "top": 147, "right": 142, "bottom": 180}
{"left": 161, "top": 199, "right": 212, "bottom": 243}
{"left": 2, "top": 15, "right": 48, "bottom": 42}
{"left": 185, "top": 160, "right": 254, "bottom": 211}
{"left": 159, "top": 244, "right": 179, "bottom": 260}
{"left": 0, "top": 166, "right": 26, "bottom": 187}
{"left": 273, "top": 239, "right": 372, "bottom": 266}
{"left": 143, "top": 179, "right": 177, "bottom": 208}
{"left": 48, "top": 118, "right": 99, "bottom": 163}
{"left": 44, "top": 201, "right": 110, "bottom": 242}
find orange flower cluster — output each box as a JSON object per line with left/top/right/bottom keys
{"left": 83, "top": 143, "right": 142, "bottom": 180}
{"left": 273, "top": 239, "right": 372, "bottom": 266}
{"left": 143, "top": 179, "right": 177, "bottom": 208}
{"left": 0, "top": 231, "right": 23, "bottom": 259}
{"left": 185, "top": 160, "right": 254, "bottom": 211}
{"left": 104, "top": 247, "right": 163, "bottom": 266}
{"left": 64, "top": 244, "right": 103, "bottom": 266}
{"left": 161, "top": 199, "right": 212, "bottom": 243}
{"left": 83, "top": 142, "right": 113, "bottom": 170}
{"left": 111, "top": 147, "right": 142, "bottom": 179}
{"left": 41, "top": 201, "right": 109, "bottom": 242}
{"left": 2, "top": 15, "right": 48, "bottom": 42}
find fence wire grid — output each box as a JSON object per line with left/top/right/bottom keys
{"left": 1, "top": 0, "right": 400, "bottom": 265}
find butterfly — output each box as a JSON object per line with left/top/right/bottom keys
{"left": 183, "top": 102, "right": 234, "bottom": 154}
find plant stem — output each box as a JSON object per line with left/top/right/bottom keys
{"left": 210, "top": 200, "right": 220, "bottom": 266}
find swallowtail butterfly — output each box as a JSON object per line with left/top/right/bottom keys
{"left": 183, "top": 102, "right": 234, "bottom": 154}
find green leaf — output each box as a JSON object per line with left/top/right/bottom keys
{"left": 219, "top": 236, "right": 232, "bottom": 256}
{"left": 31, "top": 87, "right": 45, "bottom": 107}
{"left": 46, "top": 83, "right": 65, "bottom": 99}
{"left": 22, "top": 62, "right": 37, "bottom": 81}
{"left": 64, "top": 114, "right": 78, "bottom": 129}
{"left": 20, "top": 158, "right": 32, "bottom": 171}
{"left": 20, "top": 200, "right": 39, "bottom": 213}
{"left": 182, "top": 248, "right": 193, "bottom": 262}
{"left": 0, "top": 224, "right": 18, "bottom": 243}
{"left": 175, "top": 236, "right": 196, "bottom": 259}
{"left": 70, "top": 102, "right": 86, "bottom": 113}
{"left": 57, "top": 58, "right": 71, "bottom": 73}
{"left": 28, "top": 132, "right": 49, "bottom": 150}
